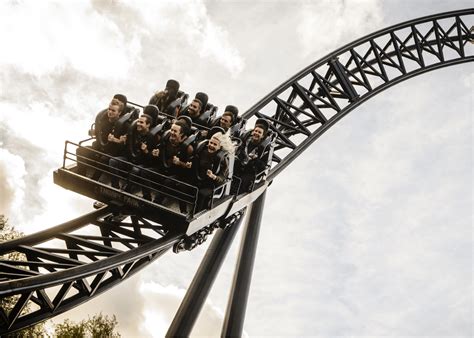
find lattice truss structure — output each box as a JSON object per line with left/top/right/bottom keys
{"left": 0, "top": 8, "right": 472, "bottom": 334}
{"left": 242, "top": 10, "right": 473, "bottom": 180}
{"left": 0, "top": 207, "right": 181, "bottom": 332}
{"left": 0, "top": 204, "right": 240, "bottom": 333}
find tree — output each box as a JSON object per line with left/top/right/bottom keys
{"left": 1, "top": 216, "right": 121, "bottom": 337}
{"left": 54, "top": 313, "right": 120, "bottom": 338}
{"left": 54, "top": 319, "right": 86, "bottom": 338}
{"left": 0, "top": 215, "right": 47, "bottom": 336}
{"left": 0, "top": 215, "right": 24, "bottom": 259}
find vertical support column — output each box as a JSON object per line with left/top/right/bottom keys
{"left": 221, "top": 191, "right": 267, "bottom": 337}
{"left": 166, "top": 211, "right": 246, "bottom": 337}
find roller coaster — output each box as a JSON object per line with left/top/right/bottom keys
{"left": 0, "top": 9, "right": 472, "bottom": 335}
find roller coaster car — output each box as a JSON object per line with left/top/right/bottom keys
{"left": 53, "top": 137, "right": 236, "bottom": 236}
{"left": 55, "top": 100, "right": 274, "bottom": 239}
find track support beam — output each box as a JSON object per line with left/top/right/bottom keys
{"left": 221, "top": 191, "right": 266, "bottom": 337}
{"left": 166, "top": 212, "right": 246, "bottom": 337}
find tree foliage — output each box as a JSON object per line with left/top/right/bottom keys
{"left": 0, "top": 215, "right": 24, "bottom": 259}
{"left": 0, "top": 215, "right": 29, "bottom": 313}
{"left": 1, "top": 215, "right": 47, "bottom": 335}
{"left": 54, "top": 313, "right": 120, "bottom": 338}
{"left": 54, "top": 318, "right": 88, "bottom": 338}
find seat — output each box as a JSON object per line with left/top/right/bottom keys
{"left": 114, "top": 107, "right": 140, "bottom": 136}
{"left": 196, "top": 103, "right": 218, "bottom": 127}
{"left": 142, "top": 105, "right": 161, "bottom": 127}
{"left": 193, "top": 139, "right": 234, "bottom": 208}
{"left": 165, "top": 91, "right": 189, "bottom": 117}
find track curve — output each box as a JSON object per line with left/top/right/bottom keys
{"left": 241, "top": 8, "right": 473, "bottom": 180}
{"left": 0, "top": 8, "right": 472, "bottom": 333}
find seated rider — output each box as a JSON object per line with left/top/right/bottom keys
{"left": 158, "top": 119, "right": 194, "bottom": 178}
{"left": 211, "top": 105, "right": 241, "bottom": 137}
{"left": 235, "top": 118, "right": 271, "bottom": 193}
{"left": 148, "top": 79, "right": 180, "bottom": 116}
{"left": 192, "top": 132, "right": 234, "bottom": 211}
{"left": 108, "top": 114, "right": 153, "bottom": 190}
{"left": 140, "top": 119, "right": 194, "bottom": 206}
{"left": 179, "top": 92, "right": 212, "bottom": 128}
{"left": 76, "top": 94, "right": 128, "bottom": 180}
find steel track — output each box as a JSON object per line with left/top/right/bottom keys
{"left": 0, "top": 8, "right": 472, "bottom": 334}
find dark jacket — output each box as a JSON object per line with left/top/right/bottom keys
{"left": 193, "top": 145, "right": 229, "bottom": 187}
{"left": 93, "top": 112, "right": 127, "bottom": 156}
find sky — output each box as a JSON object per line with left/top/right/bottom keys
{"left": 0, "top": 0, "right": 472, "bottom": 337}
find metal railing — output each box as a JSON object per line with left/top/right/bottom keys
{"left": 65, "top": 140, "right": 200, "bottom": 216}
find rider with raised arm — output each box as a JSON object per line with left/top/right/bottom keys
{"left": 108, "top": 114, "right": 153, "bottom": 190}
{"left": 192, "top": 132, "right": 234, "bottom": 211}
{"left": 76, "top": 94, "right": 128, "bottom": 180}
{"left": 148, "top": 79, "right": 180, "bottom": 115}
{"left": 158, "top": 119, "right": 194, "bottom": 178}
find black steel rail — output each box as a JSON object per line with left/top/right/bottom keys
{"left": 240, "top": 9, "right": 473, "bottom": 181}
{"left": 0, "top": 207, "right": 182, "bottom": 333}
{"left": 0, "top": 8, "right": 472, "bottom": 335}
{"left": 169, "top": 9, "right": 473, "bottom": 336}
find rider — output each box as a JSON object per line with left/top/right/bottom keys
{"left": 108, "top": 114, "right": 153, "bottom": 190}
{"left": 76, "top": 94, "right": 128, "bottom": 180}
{"left": 192, "top": 132, "right": 234, "bottom": 211}
{"left": 148, "top": 79, "right": 180, "bottom": 115}
{"left": 235, "top": 118, "right": 270, "bottom": 193}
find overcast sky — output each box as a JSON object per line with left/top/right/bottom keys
{"left": 0, "top": 0, "right": 472, "bottom": 337}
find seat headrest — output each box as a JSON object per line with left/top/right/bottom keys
{"left": 208, "top": 126, "right": 225, "bottom": 139}
{"left": 195, "top": 92, "right": 209, "bottom": 110}
{"left": 143, "top": 105, "right": 160, "bottom": 126}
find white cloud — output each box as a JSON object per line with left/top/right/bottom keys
{"left": 138, "top": 281, "right": 247, "bottom": 337}
{"left": 19, "top": 171, "right": 92, "bottom": 234}
{"left": 463, "top": 68, "right": 473, "bottom": 88}
{"left": 0, "top": 102, "right": 87, "bottom": 154}
{"left": 0, "top": 148, "right": 26, "bottom": 216}
{"left": 129, "top": 0, "right": 245, "bottom": 78}
{"left": 297, "top": 0, "right": 384, "bottom": 57}
{"left": 197, "top": 19, "right": 245, "bottom": 77}
{"left": 0, "top": 99, "right": 94, "bottom": 232}
{"left": 246, "top": 65, "right": 472, "bottom": 336}
{"left": 0, "top": 1, "right": 137, "bottom": 79}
